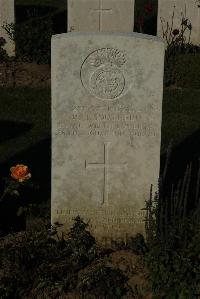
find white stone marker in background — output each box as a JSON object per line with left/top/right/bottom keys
{"left": 68, "top": 0, "right": 135, "bottom": 32}
{"left": 0, "top": 0, "right": 15, "bottom": 56}
{"left": 157, "top": 0, "right": 200, "bottom": 45}
{"left": 51, "top": 32, "right": 164, "bottom": 245}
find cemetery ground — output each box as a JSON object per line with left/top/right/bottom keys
{"left": 0, "top": 1, "right": 200, "bottom": 298}
{"left": 0, "top": 55, "right": 200, "bottom": 298}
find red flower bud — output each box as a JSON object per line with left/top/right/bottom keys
{"left": 144, "top": 3, "right": 153, "bottom": 13}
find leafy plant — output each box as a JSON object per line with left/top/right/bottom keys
{"left": 111, "top": 233, "right": 148, "bottom": 255}
{"left": 0, "top": 37, "right": 9, "bottom": 63}
{"left": 0, "top": 217, "right": 101, "bottom": 298}
{"left": 3, "top": 16, "right": 53, "bottom": 64}
{"left": 78, "top": 265, "right": 128, "bottom": 299}
{"left": 144, "top": 145, "right": 200, "bottom": 298}
{"left": 56, "top": 216, "right": 98, "bottom": 270}
{"left": 0, "top": 164, "right": 37, "bottom": 235}
{"left": 146, "top": 243, "right": 200, "bottom": 299}
{"left": 160, "top": 6, "right": 200, "bottom": 86}
{"left": 174, "top": 53, "right": 200, "bottom": 89}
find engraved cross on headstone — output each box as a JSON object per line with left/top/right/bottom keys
{"left": 90, "top": 0, "right": 113, "bottom": 31}
{"left": 85, "top": 143, "right": 127, "bottom": 205}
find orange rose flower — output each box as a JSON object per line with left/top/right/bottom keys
{"left": 10, "top": 164, "right": 31, "bottom": 182}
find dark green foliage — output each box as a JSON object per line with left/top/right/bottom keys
{"left": 4, "top": 16, "right": 53, "bottom": 64}
{"left": 0, "top": 47, "right": 8, "bottom": 63}
{"left": 144, "top": 148, "right": 200, "bottom": 298}
{"left": 145, "top": 232, "right": 200, "bottom": 299}
{"left": 164, "top": 46, "right": 200, "bottom": 87}
{"left": 58, "top": 216, "right": 97, "bottom": 270}
{"left": 3, "top": 3, "right": 67, "bottom": 64}
{"left": 0, "top": 227, "right": 73, "bottom": 298}
{"left": 126, "top": 233, "right": 149, "bottom": 255}
{"left": 111, "top": 233, "right": 148, "bottom": 255}
{"left": 0, "top": 217, "right": 129, "bottom": 299}
{"left": 174, "top": 53, "right": 200, "bottom": 89}
{"left": 161, "top": 88, "right": 200, "bottom": 153}
{"left": 0, "top": 37, "right": 8, "bottom": 63}
{"left": 0, "top": 172, "right": 39, "bottom": 236}
{"left": 0, "top": 217, "right": 97, "bottom": 298}
{"left": 160, "top": 4, "right": 200, "bottom": 87}
{"left": 78, "top": 265, "right": 128, "bottom": 299}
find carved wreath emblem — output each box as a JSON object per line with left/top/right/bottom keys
{"left": 81, "top": 48, "right": 126, "bottom": 100}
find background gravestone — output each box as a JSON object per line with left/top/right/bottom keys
{"left": 0, "top": 0, "right": 15, "bottom": 56}
{"left": 51, "top": 32, "right": 164, "bottom": 245}
{"left": 68, "top": 0, "right": 135, "bottom": 32}
{"left": 157, "top": 0, "right": 200, "bottom": 45}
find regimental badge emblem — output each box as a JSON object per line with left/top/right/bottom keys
{"left": 81, "top": 48, "right": 127, "bottom": 100}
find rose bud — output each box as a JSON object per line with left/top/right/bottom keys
{"left": 10, "top": 164, "right": 31, "bottom": 182}
{"left": 144, "top": 3, "right": 153, "bottom": 13}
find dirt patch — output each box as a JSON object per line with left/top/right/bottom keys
{"left": 0, "top": 62, "right": 51, "bottom": 87}
{"left": 67, "top": 250, "right": 152, "bottom": 299}
{"left": 104, "top": 250, "right": 152, "bottom": 298}
{"left": 0, "top": 220, "right": 152, "bottom": 299}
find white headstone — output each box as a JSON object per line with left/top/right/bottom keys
{"left": 51, "top": 32, "right": 164, "bottom": 245}
{"left": 68, "top": 0, "right": 135, "bottom": 32}
{"left": 0, "top": 0, "right": 15, "bottom": 56}
{"left": 157, "top": 0, "right": 200, "bottom": 45}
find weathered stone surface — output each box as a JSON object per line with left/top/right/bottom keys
{"left": 0, "top": 0, "right": 15, "bottom": 56}
{"left": 68, "top": 0, "right": 135, "bottom": 33}
{"left": 51, "top": 32, "right": 164, "bottom": 245}
{"left": 157, "top": 0, "right": 200, "bottom": 45}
